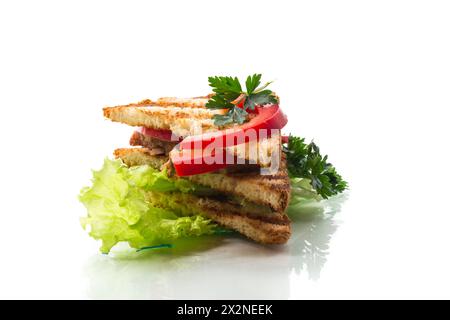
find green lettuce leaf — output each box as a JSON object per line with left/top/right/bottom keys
{"left": 79, "top": 159, "right": 216, "bottom": 254}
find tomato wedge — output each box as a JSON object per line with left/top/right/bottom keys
{"left": 139, "top": 127, "right": 179, "bottom": 142}
{"left": 179, "top": 104, "right": 287, "bottom": 151}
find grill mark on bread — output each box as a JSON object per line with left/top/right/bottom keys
{"left": 106, "top": 97, "right": 209, "bottom": 109}
{"left": 195, "top": 200, "right": 291, "bottom": 244}
{"left": 198, "top": 198, "right": 291, "bottom": 225}
{"left": 103, "top": 101, "right": 226, "bottom": 137}
{"left": 147, "top": 191, "right": 291, "bottom": 244}
{"left": 153, "top": 97, "right": 209, "bottom": 108}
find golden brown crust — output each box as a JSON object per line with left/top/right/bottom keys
{"left": 197, "top": 196, "right": 291, "bottom": 226}
{"left": 153, "top": 97, "right": 209, "bottom": 108}
{"left": 109, "top": 96, "right": 210, "bottom": 109}
{"left": 197, "top": 200, "right": 291, "bottom": 244}
{"left": 206, "top": 210, "right": 291, "bottom": 244}
{"left": 103, "top": 103, "right": 225, "bottom": 137}
{"left": 109, "top": 98, "right": 156, "bottom": 109}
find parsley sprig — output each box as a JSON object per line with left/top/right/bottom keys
{"left": 206, "top": 74, "right": 278, "bottom": 126}
{"left": 283, "top": 135, "right": 347, "bottom": 199}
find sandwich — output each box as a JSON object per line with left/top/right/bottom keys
{"left": 79, "top": 74, "right": 347, "bottom": 254}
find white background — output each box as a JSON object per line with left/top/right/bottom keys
{"left": 1, "top": 0, "right": 449, "bottom": 299}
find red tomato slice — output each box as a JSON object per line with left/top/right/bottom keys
{"left": 281, "top": 135, "right": 289, "bottom": 144}
{"left": 140, "top": 127, "right": 178, "bottom": 142}
{"left": 170, "top": 148, "right": 230, "bottom": 176}
{"left": 171, "top": 104, "right": 288, "bottom": 176}
{"left": 179, "top": 104, "right": 287, "bottom": 151}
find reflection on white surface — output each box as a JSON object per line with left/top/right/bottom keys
{"left": 83, "top": 194, "right": 347, "bottom": 299}
{"left": 288, "top": 194, "right": 345, "bottom": 281}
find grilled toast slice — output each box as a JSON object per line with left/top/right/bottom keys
{"left": 113, "top": 147, "right": 291, "bottom": 213}
{"left": 147, "top": 191, "right": 291, "bottom": 244}
{"left": 103, "top": 97, "right": 226, "bottom": 137}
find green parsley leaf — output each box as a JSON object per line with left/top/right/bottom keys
{"left": 212, "top": 114, "right": 232, "bottom": 126}
{"left": 213, "top": 107, "right": 248, "bottom": 126}
{"left": 208, "top": 76, "right": 242, "bottom": 99}
{"left": 283, "top": 135, "right": 347, "bottom": 199}
{"left": 245, "top": 74, "right": 262, "bottom": 94}
{"left": 244, "top": 90, "right": 278, "bottom": 110}
{"left": 206, "top": 74, "right": 279, "bottom": 126}
{"left": 205, "top": 94, "right": 234, "bottom": 109}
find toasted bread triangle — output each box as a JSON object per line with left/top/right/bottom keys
{"left": 114, "top": 147, "right": 291, "bottom": 213}
{"left": 147, "top": 191, "right": 291, "bottom": 245}
{"left": 103, "top": 97, "right": 226, "bottom": 137}
{"left": 113, "top": 147, "right": 292, "bottom": 245}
